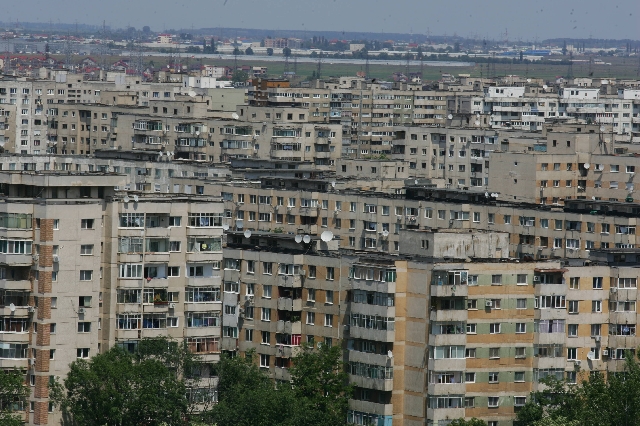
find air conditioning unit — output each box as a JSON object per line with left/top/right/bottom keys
{"left": 78, "top": 308, "right": 86, "bottom": 314}
{"left": 610, "top": 287, "right": 618, "bottom": 293}
{"left": 299, "top": 269, "right": 306, "bottom": 276}
{"left": 533, "top": 276, "right": 540, "bottom": 283}
{"left": 574, "top": 360, "right": 581, "bottom": 366}
{"left": 485, "top": 300, "right": 493, "bottom": 308}
{"left": 169, "top": 303, "right": 176, "bottom": 309}
{"left": 27, "top": 306, "right": 36, "bottom": 313}
{"left": 52, "top": 255, "right": 59, "bottom": 263}
{"left": 28, "top": 358, "right": 35, "bottom": 366}
{"left": 244, "top": 295, "right": 254, "bottom": 302}
{"left": 602, "top": 349, "right": 609, "bottom": 357}
{"left": 594, "top": 336, "right": 601, "bottom": 342}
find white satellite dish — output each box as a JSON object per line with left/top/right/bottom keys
{"left": 195, "top": 131, "right": 200, "bottom": 136}
{"left": 543, "top": 84, "right": 548, "bottom": 90}
{"left": 244, "top": 230, "right": 252, "bottom": 239}
{"left": 592, "top": 196, "right": 596, "bottom": 200}
{"left": 485, "top": 192, "right": 489, "bottom": 197}
{"left": 475, "top": 120, "right": 480, "bottom": 126}
{"left": 133, "top": 195, "right": 139, "bottom": 202}
{"left": 321, "top": 231, "right": 333, "bottom": 242}
{"left": 295, "top": 235, "right": 303, "bottom": 243}
{"left": 236, "top": 221, "right": 244, "bottom": 229}
{"left": 303, "top": 235, "right": 311, "bottom": 244}
{"left": 447, "top": 114, "right": 453, "bottom": 120}
{"left": 387, "top": 350, "right": 393, "bottom": 358}
{"left": 222, "top": 223, "right": 230, "bottom": 231}
{"left": 414, "top": 179, "right": 418, "bottom": 185}
{"left": 331, "top": 181, "right": 336, "bottom": 188}
{"left": 231, "top": 113, "right": 240, "bottom": 120}
{"left": 491, "top": 193, "right": 499, "bottom": 198}
{"left": 600, "top": 126, "right": 606, "bottom": 132}
{"left": 188, "top": 90, "right": 196, "bottom": 97}
{"left": 9, "top": 303, "right": 15, "bottom": 312}
{"left": 123, "top": 196, "right": 130, "bottom": 203}
{"left": 527, "top": 78, "right": 531, "bottom": 83}
{"left": 382, "top": 230, "right": 389, "bottom": 237}
{"left": 583, "top": 163, "right": 590, "bottom": 169}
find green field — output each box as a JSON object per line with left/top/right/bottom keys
{"left": 59, "top": 54, "right": 640, "bottom": 82}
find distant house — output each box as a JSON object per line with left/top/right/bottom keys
{"left": 156, "top": 34, "right": 173, "bottom": 44}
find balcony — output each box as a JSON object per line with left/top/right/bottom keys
{"left": 348, "top": 400, "right": 393, "bottom": 417}
{"left": 429, "top": 310, "right": 467, "bottom": 323}
{"left": 349, "top": 327, "right": 395, "bottom": 343}
{"left": 277, "top": 275, "right": 303, "bottom": 288}
{"left": 427, "top": 383, "right": 466, "bottom": 395}
{"left": 276, "top": 320, "right": 302, "bottom": 334}
{"left": 275, "top": 345, "right": 301, "bottom": 358}
{"left": 0, "top": 280, "right": 31, "bottom": 291}
{"left": 348, "top": 350, "right": 392, "bottom": 366}
{"left": 431, "top": 285, "right": 468, "bottom": 298}
{"left": 350, "top": 303, "right": 395, "bottom": 318}
{"left": 221, "top": 337, "right": 238, "bottom": 351}
{"left": 0, "top": 254, "right": 33, "bottom": 266}
{"left": 426, "top": 408, "right": 465, "bottom": 423}
{"left": 429, "top": 334, "right": 466, "bottom": 347}
{"left": 277, "top": 297, "right": 302, "bottom": 311}
{"left": 428, "top": 358, "right": 466, "bottom": 371}
{"left": 350, "top": 278, "right": 396, "bottom": 294}
{"left": 274, "top": 367, "right": 291, "bottom": 382}
{"left": 348, "top": 375, "right": 393, "bottom": 392}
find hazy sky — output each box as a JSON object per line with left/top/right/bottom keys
{"left": 4, "top": 0, "right": 640, "bottom": 40}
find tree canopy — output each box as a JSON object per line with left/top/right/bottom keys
{"left": 204, "top": 343, "right": 352, "bottom": 426}
{"left": 0, "top": 369, "right": 29, "bottom": 426}
{"left": 516, "top": 351, "right": 640, "bottom": 426}
{"left": 51, "top": 337, "right": 206, "bottom": 426}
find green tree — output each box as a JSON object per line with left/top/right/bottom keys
{"left": 449, "top": 418, "right": 487, "bottom": 426}
{"left": 245, "top": 47, "right": 254, "bottom": 55}
{"left": 283, "top": 47, "right": 291, "bottom": 57}
{"left": 51, "top": 337, "right": 203, "bottom": 426}
{"left": 266, "top": 48, "right": 274, "bottom": 56}
{"left": 0, "top": 369, "right": 29, "bottom": 426}
{"left": 233, "top": 47, "right": 242, "bottom": 56}
{"left": 231, "top": 70, "right": 249, "bottom": 83}
{"left": 532, "top": 416, "right": 580, "bottom": 426}
{"left": 289, "top": 343, "right": 352, "bottom": 426}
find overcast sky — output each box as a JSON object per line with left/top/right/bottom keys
{"left": 4, "top": 0, "right": 639, "bottom": 40}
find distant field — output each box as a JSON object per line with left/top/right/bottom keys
{"left": 56, "top": 54, "right": 640, "bottom": 82}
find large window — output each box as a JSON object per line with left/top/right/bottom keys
{"left": 119, "top": 213, "right": 144, "bottom": 228}
{"left": 187, "top": 312, "right": 220, "bottom": 327}
{"left": 187, "top": 238, "right": 222, "bottom": 252}
{"left": 0, "top": 239, "right": 32, "bottom": 254}
{"left": 119, "top": 264, "right": 143, "bottom": 278}
{"left": 0, "top": 343, "right": 29, "bottom": 359}
{"left": 186, "top": 287, "right": 220, "bottom": 302}
{"left": 188, "top": 213, "right": 223, "bottom": 227}
{"left": 117, "top": 289, "right": 141, "bottom": 304}
{"left": 187, "top": 337, "right": 219, "bottom": 353}
{"left": 118, "top": 237, "right": 143, "bottom": 253}
{"left": 117, "top": 314, "right": 141, "bottom": 330}
{"left": 142, "top": 314, "right": 166, "bottom": 329}
{"left": 0, "top": 213, "right": 32, "bottom": 229}
{"left": 431, "top": 346, "right": 466, "bottom": 359}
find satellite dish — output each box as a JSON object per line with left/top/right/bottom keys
{"left": 303, "top": 235, "right": 311, "bottom": 244}
{"left": 321, "top": 231, "right": 333, "bottom": 242}
{"left": 243, "top": 230, "right": 252, "bottom": 239}
{"left": 414, "top": 179, "right": 418, "bottom": 185}
{"left": 222, "top": 223, "right": 230, "bottom": 231}
{"left": 188, "top": 90, "right": 196, "bottom": 97}
{"left": 583, "top": 163, "right": 590, "bottom": 169}
{"left": 491, "top": 193, "right": 499, "bottom": 198}
{"left": 526, "top": 78, "right": 531, "bottom": 83}
{"left": 475, "top": 120, "right": 480, "bottom": 126}
{"left": 331, "top": 181, "right": 336, "bottom": 188}
{"left": 231, "top": 113, "right": 240, "bottom": 120}
{"left": 387, "top": 350, "right": 393, "bottom": 358}
{"left": 382, "top": 230, "right": 389, "bottom": 237}
{"left": 447, "top": 114, "right": 453, "bottom": 120}
{"left": 236, "top": 221, "right": 243, "bottom": 229}
{"left": 195, "top": 131, "right": 200, "bottom": 136}
{"left": 123, "top": 196, "right": 130, "bottom": 203}
{"left": 476, "top": 113, "right": 480, "bottom": 118}
{"left": 9, "top": 303, "right": 15, "bottom": 312}
{"left": 543, "top": 84, "right": 548, "bottom": 90}
{"left": 133, "top": 195, "right": 139, "bottom": 202}
{"left": 295, "top": 235, "right": 303, "bottom": 243}
{"left": 592, "top": 196, "right": 596, "bottom": 200}
{"left": 485, "top": 192, "right": 489, "bottom": 197}
{"left": 600, "top": 126, "right": 606, "bottom": 132}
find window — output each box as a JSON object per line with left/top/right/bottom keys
{"left": 77, "top": 322, "right": 91, "bottom": 333}
{"left": 593, "top": 277, "right": 603, "bottom": 289}
{"left": 169, "top": 216, "right": 181, "bottom": 227}
{"left": 467, "top": 299, "right": 477, "bottom": 310}
{"left": 465, "top": 397, "right": 475, "bottom": 408}
{"left": 517, "top": 299, "right": 527, "bottom": 309}
{"left": 81, "top": 219, "right": 94, "bottom": 229}
{"left": 488, "top": 397, "right": 499, "bottom": 408}
{"left": 491, "top": 275, "right": 502, "bottom": 285}
{"left": 490, "top": 323, "right": 501, "bottom": 334}
{"left": 592, "top": 300, "right": 602, "bottom": 313}
{"left": 307, "top": 288, "right": 316, "bottom": 302}
{"left": 324, "top": 314, "right": 333, "bottom": 327}
{"left": 568, "top": 300, "right": 579, "bottom": 314}
{"left": 263, "top": 285, "right": 272, "bottom": 298}
{"left": 516, "top": 323, "right": 526, "bottom": 333}
{"left": 591, "top": 324, "right": 601, "bottom": 336}
{"left": 263, "top": 262, "right": 273, "bottom": 275}
{"left": 465, "top": 348, "right": 476, "bottom": 358}
{"left": 466, "top": 323, "right": 477, "bottom": 334}
{"left": 326, "top": 267, "right": 335, "bottom": 280}
{"left": 568, "top": 348, "right": 577, "bottom": 360}
{"left": 306, "top": 312, "right": 315, "bottom": 325}
{"left": 489, "top": 372, "right": 499, "bottom": 383}
{"left": 79, "top": 270, "right": 93, "bottom": 281}
{"left": 326, "top": 290, "right": 334, "bottom": 304}
{"left": 489, "top": 347, "right": 500, "bottom": 359}
{"left": 515, "top": 347, "right": 526, "bottom": 358}
{"left": 568, "top": 324, "right": 578, "bottom": 337}
{"left": 260, "top": 354, "right": 270, "bottom": 368}
{"left": 77, "top": 348, "right": 90, "bottom": 359}
{"left": 515, "top": 371, "right": 525, "bottom": 382}
{"left": 569, "top": 277, "right": 580, "bottom": 289}
{"left": 504, "top": 215, "right": 511, "bottom": 224}
{"left": 517, "top": 274, "right": 527, "bottom": 285}
{"left": 261, "top": 308, "right": 271, "bottom": 321}
{"left": 80, "top": 244, "right": 93, "bottom": 255}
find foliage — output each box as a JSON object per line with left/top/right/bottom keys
{"left": 231, "top": 70, "right": 249, "bottom": 83}
{"left": 204, "top": 344, "right": 351, "bottom": 426}
{"left": 245, "top": 47, "right": 254, "bottom": 55}
{"left": 51, "top": 337, "right": 203, "bottom": 426}
{"left": 449, "top": 418, "right": 487, "bottom": 426}
{"left": 266, "top": 48, "right": 274, "bottom": 56}
{"left": 516, "top": 351, "right": 640, "bottom": 426}
{"left": 283, "top": 47, "right": 291, "bottom": 57}
{"left": 0, "top": 369, "right": 29, "bottom": 426}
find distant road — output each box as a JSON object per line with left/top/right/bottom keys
{"left": 128, "top": 51, "right": 474, "bottom": 67}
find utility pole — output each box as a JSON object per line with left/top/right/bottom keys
{"left": 365, "top": 53, "right": 370, "bottom": 79}
{"left": 316, "top": 52, "right": 322, "bottom": 79}
{"left": 293, "top": 55, "right": 297, "bottom": 75}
